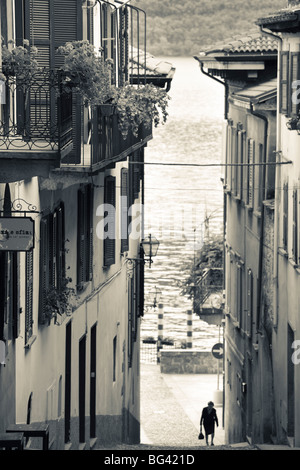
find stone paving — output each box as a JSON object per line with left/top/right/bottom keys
{"left": 95, "top": 363, "right": 255, "bottom": 451}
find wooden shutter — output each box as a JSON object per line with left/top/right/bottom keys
{"left": 53, "top": 0, "right": 83, "bottom": 164}
{"left": 12, "top": 253, "right": 20, "bottom": 339}
{"left": 280, "top": 51, "right": 289, "bottom": 115}
{"left": 39, "top": 217, "right": 49, "bottom": 324}
{"left": 77, "top": 188, "right": 86, "bottom": 286}
{"left": 231, "top": 127, "right": 237, "bottom": 196}
{"left": 56, "top": 203, "right": 65, "bottom": 290}
{"left": 246, "top": 269, "right": 253, "bottom": 338}
{"left": 121, "top": 168, "right": 129, "bottom": 253}
{"left": 283, "top": 183, "right": 288, "bottom": 251}
{"left": 292, "top": 189, "right": 298, "bottom": 263}
{"left": 86, "top": 185, "right": 94, "bottom": 281}
{"left": 25, "top": 251, "right": 34, "bottom": 344}
{"left": 290, "top": 53, "right": 300, "bottom": 116}
{"left": 104, "top": 176, "right": 116, "bottom": 267}
{"left": 236, "top": 263, "right": 243, "bottom": 328}
{"left": 247, "top": 139, "right": 255, "bottom": 208}
{"left": 226, "top": 123, "right": 232, "bottom": 191}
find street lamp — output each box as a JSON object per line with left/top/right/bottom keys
{"left": 150, "top": 286, "right": 162, "bottom": 309}
{"left": 126, "top": 234, "right": 160, "bottom": 277}
{"left": 141, "top": 234, "right": 160, "bottom": 267}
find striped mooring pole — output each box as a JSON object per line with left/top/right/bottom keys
{"left": 187, "top": 309, "right": 193, "bottom": 348}
{"left": 157, "top": 303, "right": 164, "bottom": 363}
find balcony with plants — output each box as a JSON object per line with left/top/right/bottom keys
{"left": 56, "top": 40, "right": 170, "bottom": 172}
{"left": 0, "top": 40, "right": 73, "bottom": 182}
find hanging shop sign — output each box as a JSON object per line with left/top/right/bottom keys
{"left": 0, "top": 217, "right": 34, "bottom": 251}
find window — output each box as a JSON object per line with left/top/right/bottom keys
{"left": 39, "top": 203, "right": 65, "bottom": 324}
{"left": 247, "top": 139, "right": 255, "bottom": 208}
{"left": 279, "top": 51, "right": 300, "bottom": 117}
{"left": 120, "top": 168, "right": 129, "bottom": 253}
{"left": 292, "top": 189, "right": 298, "bottom": 264}
{"left": 77, "top": 185, "right": 93, "bottom": 287}
{"left": 113, "top": 335, "right": 117, "bottom": 382}
{"left": 225, "top": 121, "right": 233, "bottom": 191}
{"left": 231, "top": 127, "right": 237, "bottom": 196}
{"left": 25, "top": 251, "right": 33, "bottom": 344}
{"left": 236, "top": 129, "right": 245, "bottom": 200}
{"left": 291, "top": 53, "right": 300, "bottom": 116}
{"left": 283, "top": 183, "right": 289, "bottom": 252}
{"left": 280, "top": 51, "right": 289, "bottom": 115}
{"left": 236, "top": 262, "right": 243, "bottom": 328}
{"left": 257, "top": 144, "right": 264, "bottom": 210}
{"left": 246, "top": 269, "right": 253, "bottom": 338}
{"left": 103, "top": 176, "right": 116, "bottom": 267}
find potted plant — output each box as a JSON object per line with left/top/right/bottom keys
{"left": 57, "top": 40, "right": 114, "bottom": 105}
{"left": 286, "top": 115, "right": 300, "bottom": 134}
{"left": 1, "top": 38, "right": 40, "bottom": 79}
{"left": 112, "top": 83, "right": 170, "bottom": 139}
{"left": 57, "top": 40, "right": 170, "bottom": 139}
{"left": 44, "top": 277, "right": 77, "bottom": 323}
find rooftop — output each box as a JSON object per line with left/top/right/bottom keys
{"left": 197, "top": 30, "right": 278, "bottom": 58}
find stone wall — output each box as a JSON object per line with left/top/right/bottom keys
{"left": 160, "top": 349, "right": 222, "bottom": 374}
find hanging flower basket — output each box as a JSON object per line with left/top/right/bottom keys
{"left": 286, "top": 116, "right": 300, "bottom": 134}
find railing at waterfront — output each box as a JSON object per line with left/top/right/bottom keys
{"left": 140, "top": 339, "right": 185, "bottom": 364}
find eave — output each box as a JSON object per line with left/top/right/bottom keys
{"left": 256, "top": 9, "right": 300, "bottom": 32}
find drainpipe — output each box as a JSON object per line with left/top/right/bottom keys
{"left": 194, "top": 57, "right": 229, "bottom": 120}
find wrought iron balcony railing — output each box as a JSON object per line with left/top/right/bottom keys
{"left": 60, "top": 103, "right": 152, "bottom": 171}
{"left": 0, "top": 68, "right": 73, "bottom": 159}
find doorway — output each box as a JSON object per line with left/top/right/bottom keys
{"left": 287, "top": 324, "right": 295, "bottom": 439}
{"left": 64, "top": 321, "right": 72, "bottom": 443}
{"left": 90, "top": 325, "right": 97, "bottom": 439}
{"left": 79, "top": 335, "right": 86, "bottom": 443}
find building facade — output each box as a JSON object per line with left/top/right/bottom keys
{"left": 257, "top": 1, "right": 300, "bottom": 447}
{"left": 0, "top": 0, "right": 172, "bottom": 449}
{"left": 195, "top": 32, "right": 279, "bottom": 444}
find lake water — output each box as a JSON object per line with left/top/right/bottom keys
{"left": 142, "top": 56, "right": 225, "bottom": 350}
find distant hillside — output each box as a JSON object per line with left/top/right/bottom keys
{"left": 131, "top": 0, "right": 286, "bottom": 56}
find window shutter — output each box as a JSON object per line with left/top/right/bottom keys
{"left": 283, "top": 183, "right": 289, "bottom": 251}
{"left": 25, "top": 251, "right": 34, "bottom": 344}
{"left": 247, "top": 139, "right": 255, "bottom": 208}
{"left": 39, "top": 218, "right": 49, "bottom": 324}
{"left": 290, "top": 53, "right": 300, "bottom": 116}
{"left": 77, "top": 188, "right": 86, "bottom": 286}
{"left": 53, "top": 0, "right": 83, "bottom": 164}
{"left": 86, "top": 185, "right": 94, "bottom": 281}
{"left": 236, "top": 263, "right": 243, "bottom": 328}
{"left": 246, "top": 269, "right": 253, "bottom": 337}
{"left": 226, "top": 123, "right": 232, "bottom": 191}
{"left": 231, "top": 127, "right": 237, "bottom": 196}
{"left": 12, "top": 253, "right": 20, "bottom": 339}
{"left": 104, "top": 176, "right": 116, "bottom": 267}
{"left": 280, "top": 52, "right": 289, "bottom": 115}
{"left": 56, "top": 203, "right": 65, "bottom": 290}
{"left": 292, "top": 190, "right": 298, "bottom": 263}
{"left": 121, "top": 168, "right": 129, "bottom": 253}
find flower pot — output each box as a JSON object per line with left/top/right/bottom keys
{"left": 99, "top": 103, "right": 115, "bottom": 116}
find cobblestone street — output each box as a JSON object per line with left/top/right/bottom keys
{"left": 95, "top": 363, "right": 256, "bottom": 451}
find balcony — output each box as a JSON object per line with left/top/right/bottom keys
{"left": 59, "top": 104, "right": 153, "bottom": 173}
{"left": 0, "top": 69, "right": 73, "bottom": 182}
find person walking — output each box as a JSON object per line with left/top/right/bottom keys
{"left": 200, "top": 401, "right": 218, "bottom": 446}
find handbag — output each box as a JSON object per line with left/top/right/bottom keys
{"left": 198, "top": 431, "right": 204, "bottom": 440}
